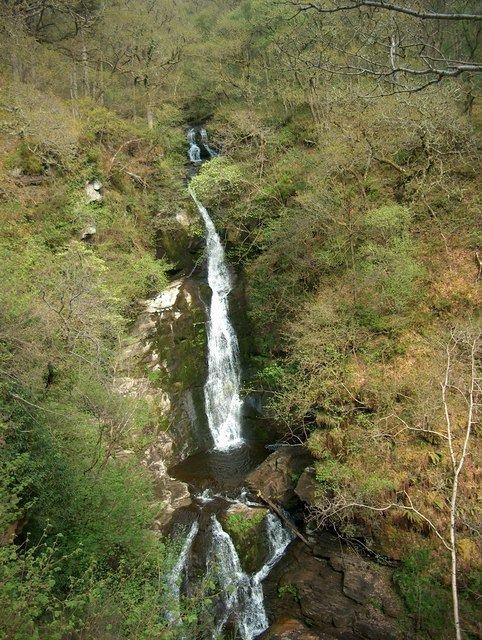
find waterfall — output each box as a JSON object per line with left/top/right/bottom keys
{"left": 200, "top": 128, "right": 218, "bottom": 158}
{"left": 182, "top": 128, "right": 293, "bottom": 640}
{"left": 188, "top": 127, "right": 201, "bottom": 163}
{"left": 255, "top": 513, "right": 294, "bottom": 582}
{"left": 166, "top": 520, "right": 199, "bottom": 624}
{"left": 189, "top": 187, "right": 244, "bottom": 451}
{"left": 208, "top": 512, "right": 294, "bottom": 640}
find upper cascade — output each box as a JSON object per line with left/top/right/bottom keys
{"left": 166, "top": 520, "right": 199, "bottom": 625}
{"left": 187, "top": 127, "right": 244, "bottom": 451}
{"left": 187, "top": 127, "right": 201, "bottom": 163}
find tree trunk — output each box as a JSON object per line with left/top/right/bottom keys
{"left": 146, "top": 87, "right": 154, "bottom": 129}
{"left": 81, "top": 38, "right": 90, "bottom": 98}
{"left": 99, "top": 59, "right": 104, "bottom": 105}
{"left": 147, "top": 106, "right": 154, "bottom": 130}
{"left": 11, "top": 50, "right": 21, "bottom": 82}
{"left": 450, "top": 476, "right": 462, "bottom": 640}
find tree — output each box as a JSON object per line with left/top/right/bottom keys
{"left": 99, "top": 0, "right": 183, "bottom": 127}
{"left": 309, "top": 330, "right": 481, "bottom": 640}
{"left": 280, "top": 0, "right": 482, "bottom": 95}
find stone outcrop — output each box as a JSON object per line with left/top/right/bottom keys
{"left": 246, "top": 445, "right": 313, "bottom": 509}
{"left": 80, "top": 224, "right": 96, "bottom": 241}
{"left": 263, "top": 536, "right": 408, "bottom": 640}
{"left": 113, "top": 279, "right": 205, "bottom": 528}
{"left": 85, "top": 179, "right": 103, "bottom": 202}
{"left": 143, "top": 438, "right": 192, "bottom": 530}
{"left": 294, "top": 466, "right": 317, "bottom": 504}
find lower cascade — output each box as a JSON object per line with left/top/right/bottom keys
{"left": 166, "top": 520, "right": 199, "bottom": 625}
{"left": 209, "top": 513, "right": 294, "bottom": 640}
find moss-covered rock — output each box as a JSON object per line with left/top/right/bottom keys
{"left": 222, "top": 503, "right": 268, "bottom": 574}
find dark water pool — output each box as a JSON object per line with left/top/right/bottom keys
{"left": 168, "top": 442, "right": 268, "bottom": 491}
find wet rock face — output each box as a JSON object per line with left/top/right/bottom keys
{"left": 246, "top": 445, "right": 313, "bottom": 509}
{"left": 155, "top": 207, "right": 203, "bottom": 274}
{"left": 113, "top": 278, "right": 204, "bottom": 529}
{"left": 264, "top": 537, "right": 408, "bottom": 640}
{"left": 151, "top": 277, "right": 208, "bottom": 456}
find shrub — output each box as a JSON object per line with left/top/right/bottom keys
{"left": 363, "top": 204, "right": 411, "bottom": 242}
{"left": 5, "top": 142, "right": 44, "bottom": 175}
{"left": 190, "top": 157, "right": 244, "bottom": 207}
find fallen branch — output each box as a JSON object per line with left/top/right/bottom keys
{"left": 256, "top": 491, "right": 313, "bottom": 548}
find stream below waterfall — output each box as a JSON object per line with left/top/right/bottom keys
{"left": 164, "top": 128, "right": 294, "bottom": 640}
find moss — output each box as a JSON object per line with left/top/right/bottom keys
{"left": 154, "top": 303, "right": 207, "bottom": 392}
{"left": 223, "top": 508, "right": 268, "bottom": 574}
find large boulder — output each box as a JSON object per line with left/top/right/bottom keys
{"left": 246, "top": 445, "right": 313, "bottom": 509}
{"left": 263, "top": 536, "right": 408, "bottom": 640}
{"left": 294, "top": 466, "right": 317, "bottom": 505}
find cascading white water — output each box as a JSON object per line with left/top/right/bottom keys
{"left": 208, "top": 512, "right": 294, "bottom": 640}
{"left": 200, "top": 128, "right": 218, "bottom": 158}
{"left": 182, "top": 128, "right": 293, "bottom": 640}
{"left": 166, "top": 520, "right": 199, "bottom": 624}
{"left": 209, "top": 515, "right": 251, "bottom": 637}
{"left": 188, "top": 187, "right": 244, "bottom": 451}
{"left": 188, "top": 128, "right": 202, "bottom": 163}
{"left": 254, "top": 512, "right": 294, "bottom": 583}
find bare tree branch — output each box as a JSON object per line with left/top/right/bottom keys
{"left": 287, "top": 1, "right": 482, "bottom": 21}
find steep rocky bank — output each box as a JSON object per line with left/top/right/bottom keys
{"left": 113, "top": 253, "right": 208, "bottom": 528}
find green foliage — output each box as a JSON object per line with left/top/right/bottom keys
{"left": 394, "top": 549, "right": 449, "bottom": 634}
{"left": 363, "top": 205, "right": 411, "bottom": 242}
{"left": 0, "top": 441, "right": 31, "bottom": 533}
{"left": 357, "top": 237, "right": 422, "bottom": 316}
{"left": 277, "top": 583, "right": 300, "bottom": 601}
{"left": 78, "top": 100, "right": 147, "bottom": 146}
{"left": 5, "top": 142, "right": 43, "bottom": 175}
{"left": 0, "top": 540, "right": 77, "bottom": 640}
{"left": 315, "top": 456, "right": 351, "bottom": 488}
{"left": 0, "top": 56, "right": 190, "bottom": 640}
{"left": 190, "top": 157, "right": 244, "bottom": 208}
{"left": 0, "top": 0, "right": 481, "bottom": 636}
{"left": 251, "top": 358, "right": 287, "bottom": 389}
{"left": 0, "top": 533, "right": 201, "bottom": 640}
{"left": 107, "top": 251, "right": 170, "bottom": 313}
